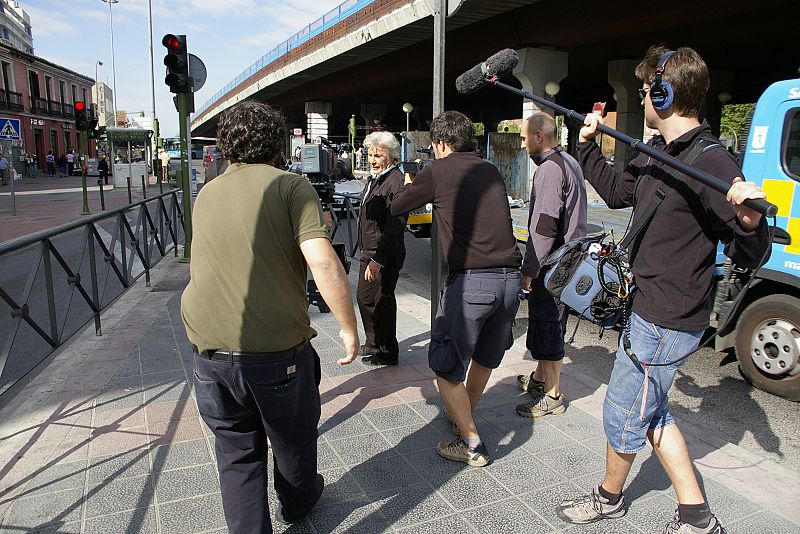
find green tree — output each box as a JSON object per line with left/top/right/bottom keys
{"left": 473, "top": 122, "right": 485, "bottom": 137}
{"left": 721, "top": 103, "right": 755, "bottom": 147}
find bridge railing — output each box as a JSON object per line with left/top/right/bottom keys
{"left": 0, "top": 191, "right": 185, "bottom": 397}
{"left": 195, "top": 0, "right": 375, "bottom": 117}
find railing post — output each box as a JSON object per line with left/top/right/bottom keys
{"left": 86, "top": 224, "right": 102, "bottom": 336}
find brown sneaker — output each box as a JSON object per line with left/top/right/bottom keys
{"left": 516, "top": 394, "right": 566, "bottom": 418}
{"left": 436, "top": 437, "right": 491, "bottom": 467}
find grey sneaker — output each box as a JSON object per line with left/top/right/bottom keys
{"left": 516, "top": 394, "right": 566, "bottom": 418}
{"left": 436, "top": 437, "right": 491, "bottom": 467}
{"left": 516, "top": 373, "right": 545, "bottom": 396}
{"left": 662, "top": 510, "right": 726, "bottom": 533}
{"left": 556, "top": 485, "right": 626, "bottom": 524}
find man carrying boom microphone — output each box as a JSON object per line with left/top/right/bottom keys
{"left": 556, "top": 45, "right": 769, "bottom": 534}
{"left": 391, "top": 111, "right": 522, "bottom": 467}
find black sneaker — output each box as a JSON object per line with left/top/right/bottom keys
{"left": 362, "top": 352, "right": 398, "bottom": 366}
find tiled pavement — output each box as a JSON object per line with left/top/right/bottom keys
{"left": 0, "top": 256, "right": 798, "bottom": 533}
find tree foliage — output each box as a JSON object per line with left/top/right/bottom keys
{"left": 721, "top": 103, "right": 755, "bottom": 142}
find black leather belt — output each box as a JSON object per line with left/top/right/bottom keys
{"left": 196, "top": 341, "right": 308, "bottom": 363}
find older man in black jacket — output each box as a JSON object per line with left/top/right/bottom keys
{"left": 357, "top": 131, "right": 408, "bottom": 366}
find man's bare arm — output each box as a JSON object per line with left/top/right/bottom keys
{"left": 300, "top": 238, "right": 360, "bottom": 364}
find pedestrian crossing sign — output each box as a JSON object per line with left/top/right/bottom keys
{"left": 0, "top": 118, "right": 21, "bottom": 140}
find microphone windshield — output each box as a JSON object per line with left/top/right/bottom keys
{"left": 482, "top": 48, "right": 519, "bottom": 78}
{"left": 456, "top": 49, "right": 519, "bottom": 94}
{"left": 455, "top": 65, "right": 485, "bottom": 95}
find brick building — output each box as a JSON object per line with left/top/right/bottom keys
{"left": 0, "top": 41, "right": 95, "bottom": 173}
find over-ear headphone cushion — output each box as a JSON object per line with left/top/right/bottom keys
{"left": 650, "top": 80, "right": 674, "bottom": 110}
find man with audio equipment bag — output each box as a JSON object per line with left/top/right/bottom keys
{"left": 515, "top": 112, "right": 587, "bottom": 419}
{"left": 555, "top": 46, "right": 769, "bottom": 534}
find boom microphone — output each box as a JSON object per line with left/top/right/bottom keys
{"left": 455, "top": 48, "right": 519, "bottom": 94}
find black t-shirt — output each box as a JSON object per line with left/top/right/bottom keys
{"left": 391, "top": 152, "right": 521, "bottom": 272}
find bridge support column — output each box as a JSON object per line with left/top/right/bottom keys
{"left": 360, "top": 103, "right": 386, "bottom": 132}
{"left": 608, "top": 59, "right": 644, "bottom": 168}
{"left": 512, "top": 48, "right": 569, "bottom": 119}
{"left": 305, "top": 101, "right": 332, "bottom": 142}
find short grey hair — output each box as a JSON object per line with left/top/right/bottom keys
{"left": 363, "top": 131, "right": 401, "bottom": 160}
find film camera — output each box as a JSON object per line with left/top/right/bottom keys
{"left": 299, "top": 140, "right": 352, "bottom": 313}
{"left": 400, "top": 146, "right": 435, "bottom": 174}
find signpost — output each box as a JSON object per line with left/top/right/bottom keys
{"left": 0, "top": 117, "right": 21, "bottom": 216}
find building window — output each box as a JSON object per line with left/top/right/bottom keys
{"left": 1, "top": 61, "right": 11, "bottom": 93}
{"left": 1, "top": 26, "right": 9, "bottom": 40}
{"left": 25, "top": 25, "right": 32, "bottom": 37}
{"left": 82, "top": 88, "right": 88, "bottom": 105}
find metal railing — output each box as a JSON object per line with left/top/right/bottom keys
{"left": 195, "top": 0, "right": 376, "bottom": 117}
{"left": 31, "top": 96, "right": 48, "bottom": 115}
{"left": 63, "top": 102, "right": 74, "bottom": 117}
{"left": 0, "top": 190, "right": 185, "bottom": 397}
{"left": 48, "top": 100, "right": 62, "bottom": 116}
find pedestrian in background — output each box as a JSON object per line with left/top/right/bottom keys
{"left": 46, "top": 150, "right": 55, "bottom": 177}
{"left": 0, "top": 154, "right": 8, "bottom": 186}
{"left": 66, "top": 149, "right": 75, "bottom": 176}
{"left": 392, "top": 110, "right": 522, "bottom": 467}
{"left": 557, "top": 45, "right": 769, "bottom": 534}
{"left": 182, "top": 100, "right": 360, "bottom": 533}
{"left": 516, "top": 112, "right": 587, "bottom": 419}
{"left": 159, "top": 149, "right": 171, "bottom": 182}
{"left": 57, "top": 153, "right": 67, "bottom": 177}
{"left": 356, "top": 131, "right": 407, "bottom": 366}
{"left": 98, "top": 155, "right": 109, "bottom": 186}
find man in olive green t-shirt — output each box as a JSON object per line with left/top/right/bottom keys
{"left": 182, "top": 101, "right": 359, "bottom": 533}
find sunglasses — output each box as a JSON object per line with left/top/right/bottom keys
{"left": 638, "top": 87, "right": 650, "bottom": 100}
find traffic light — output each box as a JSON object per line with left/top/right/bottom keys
{"left": 162, "top": 34, "right": 191, "bottom": 94}
{"left": 75, "top": 101, "right": 87, "bottom": 131}
{"left": 87, "top": 118, "right": 101, "bottom": 139}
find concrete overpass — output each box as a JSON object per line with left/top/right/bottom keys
{"left": 192, "top": 0, "right": 799, "bottom": 164}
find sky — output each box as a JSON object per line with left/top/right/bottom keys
{"left": 26, "top": 0, "right": 343, "bottom": 137}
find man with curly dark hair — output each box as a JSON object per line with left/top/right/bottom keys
{"left": 182, "top": 100, "right": 360, "bottom": 532}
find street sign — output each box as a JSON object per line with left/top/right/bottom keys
{"left": 293, "top": 128, "right": 303, "bottom": 136}
{"left": 188, "top": 54, "right": 207, "bottom": 92}
{"left": 0, "top": 118, "right": 21, "bottom": 140}
{"left": 106, "top": 127, "right": 151, "bottom": 144}
{"left": 592, "top": 102, "right": 607, "bottom": 118}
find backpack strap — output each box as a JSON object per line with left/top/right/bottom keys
{"left": 527, "top": 147, "right": 569, "bottom": 232}
{"left": 619, "top": 137, "right": 721, "bottom": 250}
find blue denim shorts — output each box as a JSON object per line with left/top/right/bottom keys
{"left": 603, "top": 312, "right": 703, "bottom": 454}
{"left": 428, "top": 268, "right": 521, "bottom": 383}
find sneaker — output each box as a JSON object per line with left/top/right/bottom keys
{"left": 556, "top": 485, "right": 626, "bottom": 524}
{"left": 517, "top": 373, "right": 545, "bottom": 396}
{"left": 662, "top": 510, "right": 727, "bottom": 533}
{"left": 516, "top": 394, "right": 566, "bottom": 418}
{"left": 436, "top": 437, "right": 492, "bottom": 467}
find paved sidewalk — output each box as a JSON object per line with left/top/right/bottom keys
{"left": 0, "top": 255, "right": 798, "bottom": 533}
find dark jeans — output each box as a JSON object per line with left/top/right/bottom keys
{"left": 356, "top": 254, "right": 402, "bottom": 356}
{"left": 193, "top": 342, "right": 323, "bottom": 534}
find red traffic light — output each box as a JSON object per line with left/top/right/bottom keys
{"left": 162, "top": 34, "right": 186, "bottom": 53}
{"left": 81, "top": 165, "right": 88, "bottom": 172}
{"left": 75, "top": 101, "right": 86, "bottom": 111}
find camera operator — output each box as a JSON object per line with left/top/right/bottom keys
{"left": 357, "top": 131, "right": 407, "bottom": 366}
{"left": 391, "top": 111, "right": 521, "bottom": 467}
{"left": 181, "top": 101, "right": 359, "bottom": 532}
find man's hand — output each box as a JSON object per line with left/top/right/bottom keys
{"left": 727, "top": 177, "right": 766, "bottom": 231}
{"left": 521, "top": 274, "right": 533, "bottom": 292}
{"left": 404, "top": 172, "right": 415, "bottom": 185}
{"left": 364, "top": 260, "right": 381, "bottom": 282}
{"left": 336, "top": 328, "right": 360, "bottom": 365}
{"left": 322, "top": 210, "right": 334, "bottom": 230}
{"left": 579, "top": 113, "right": 604, "bottom": 143}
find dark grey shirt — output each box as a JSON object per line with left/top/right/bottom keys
{"left": 522, "top": 147, "right": 587, "bottom": 278}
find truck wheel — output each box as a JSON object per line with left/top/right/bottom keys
{"left": 735, "top": 295, "right": 800, "bottom": 401}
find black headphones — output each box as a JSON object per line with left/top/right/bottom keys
{"left": 650, "top": 50, "right": 676, "bottom": 111}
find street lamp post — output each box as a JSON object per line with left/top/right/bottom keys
{"left": 95, "top": 61, "right": 103, "bottom": 86}
{"left": 101, "top": 0, "right": 119, "bottom": 127}
{"left": 402, "top": 102, "right": 414, "bottom": 133}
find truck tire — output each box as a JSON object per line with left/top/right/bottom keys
{"left": 735, "top": 294, "right": 800, "bottom": 401}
